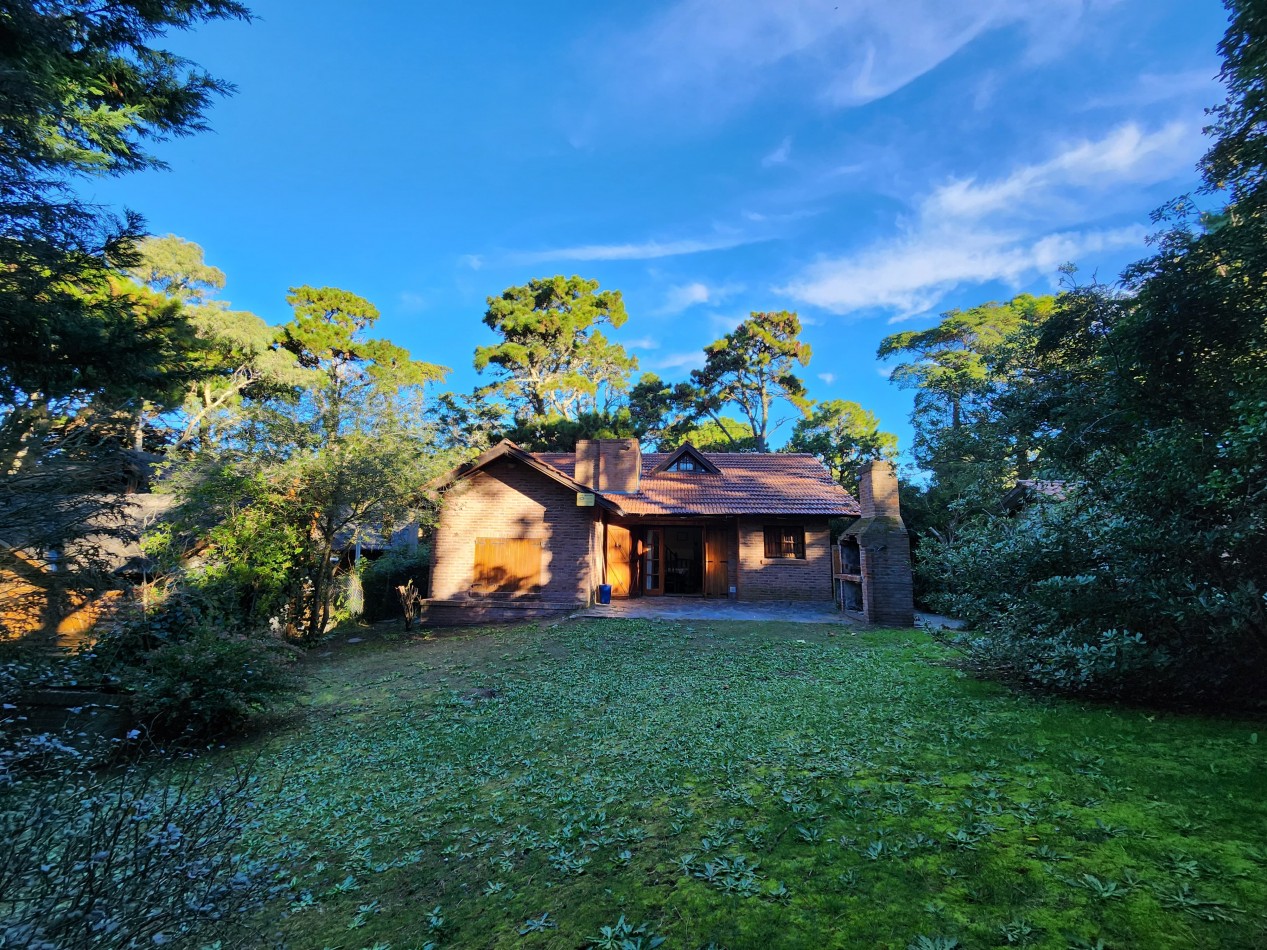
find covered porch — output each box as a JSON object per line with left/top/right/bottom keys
{"left": 602, "top": 517, "right": 737, "bottom": 599}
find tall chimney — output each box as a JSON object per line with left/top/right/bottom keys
{"left": 846, "top": 460, "right": 914, "bottom": 627}
{"left": 575, "top": 439, "right": 641, "bottom": 494}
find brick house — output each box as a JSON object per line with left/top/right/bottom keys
{"left": 423, "top": 438, "right": 913, "bottom": 626}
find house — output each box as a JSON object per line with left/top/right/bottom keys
{"left": 422, "top": 438, "right": 914, "bottom": 626}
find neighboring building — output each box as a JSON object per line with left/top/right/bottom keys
{"left": 423, "top": 438, "right": 913, "bottom": 626}
{"left": 1000, "top": 478, "right": 1068, "bottom": 514}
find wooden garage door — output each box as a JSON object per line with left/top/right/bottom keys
{"left": 473, "top": 538, "right": 542, "bottom": 594}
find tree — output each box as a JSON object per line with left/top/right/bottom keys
{"left": 627, "top": 373, "right": 703, "bottom": 449}
{"left": 127, "top": 235, "right": 309, "bottom": 451}
{"left": 877, "top": 294, "right": 1055, "bottom": 538}
{"left": 474, "top": 276, "right": 637, "bottom": 422}
{"left": 162, "top": 288, "right": 449, "bottom": 641}
{"left": 909, "top": 0, "right": 1267, "bottom": 704}
{"left": 787, "top": 400, "right": 897, "bottom": 495}
{"left": 0, "top": 2, "right": 250, "bottom": 634}
{"left": 0, "top": 0, "right": 251, "bottom": 409}
{"left": 687, "top": 310, "right": 812, "bottom": 452}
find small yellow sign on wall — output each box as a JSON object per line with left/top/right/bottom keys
{"left": 576, "top": 492, "right": 595, "bottom": 507}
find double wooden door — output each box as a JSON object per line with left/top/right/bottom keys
{"left": 608, "top": 524, "right": 729, "bottom": 597}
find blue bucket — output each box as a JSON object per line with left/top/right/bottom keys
{"left": 597, "top": 584, "right": 612, "bottom": 605}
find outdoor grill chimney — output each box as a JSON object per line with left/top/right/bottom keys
{"left": 843, "top": 460, "right": 914, "bottom": 627}
{"left": 575, "top": 439, "right": 641, "bottom": 494}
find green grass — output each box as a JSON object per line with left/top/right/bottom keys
{"left": 225, "top": 618, "right": 1266, "bottom": 949}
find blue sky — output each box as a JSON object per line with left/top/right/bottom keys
{"left": 92, "top": 0, "right": 1231, "bottom": 462}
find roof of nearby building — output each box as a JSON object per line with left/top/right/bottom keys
{"left": 534, "top": 448, "right": 859, "bottom": 518}
{"left": 1000, "top": 478, "right": 1068, "bottom": 512}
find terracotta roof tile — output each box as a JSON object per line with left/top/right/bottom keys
{"left": 534, "top": 451, "right": 859, "bottom": 517}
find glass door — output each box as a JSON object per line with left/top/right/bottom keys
{"left": 643, "top": 528, "right": 664, "bottom": 595}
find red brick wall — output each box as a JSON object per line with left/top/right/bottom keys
{"left": 736, "top": 516, "right": 833, "bottom": 601}
{"left": 431, "top": 457, "right": 601, "bottom": 604}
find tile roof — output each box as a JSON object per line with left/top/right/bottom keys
{"left": 534, "top": 451, "right": 860, "bottom": 517}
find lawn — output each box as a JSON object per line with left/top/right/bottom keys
{"left": 228, "top": 618, "right": 1266, "bottom": 949}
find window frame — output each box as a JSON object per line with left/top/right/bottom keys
{"left": 763, "top": 525, "right": 806, "bottom": 560}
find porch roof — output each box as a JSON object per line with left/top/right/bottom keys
{"left": 535, "top": 451, "right": 860, "bottom": 518}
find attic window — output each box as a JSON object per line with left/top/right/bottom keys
{"left": 652, "top": 444, "right": 720, "bottom": 475}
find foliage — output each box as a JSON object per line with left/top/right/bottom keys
{"left": 0, "top": 751, "right": 283, "bottom": 949}
{"left": 787, "top": 399, "right": 898, "bottom": 495}
{"left": 359, "top": 548, "right": 431, "bottom": 623}
{"left": 125, "top": 626, "right": 298, "bottom": 741}
{"left": 157, "top": 286, "right": 448, "bottom": 641}
{"left": 687, "top": 310, "right": 812, "bottom": 452}
{"left": 0, "top": 4, "right": 249, "bottom": 627}
{"left": 0, "top": 0, "right": 250, "bottom": 409}
{"left": 475, "top": 275, "right": 636, "bottom": 424}
{"left": 906, "top": 3, "right": 1267, "bottom": 704}
{"left": 76, "top": 584, "right": 300, "bottom": 741}
{"left": 206, "top": 619, "right": 1266, "bottom": 948}
{"left": 126, "top": 235, "right": 310, "bottom": 450}
{"left": 877, "top": 294, "right": 1055, "bottom": 541}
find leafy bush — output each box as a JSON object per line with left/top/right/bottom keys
{"left": 126, "top": 626, "right": 298, "bottom": 742}
{"left": 358, "top": 547, "right": 430, "bottom": 623}
{"left": 0, "top": 750, "right": 285, "bottom": 949}
{"left": 919, "top": 488, "right": 1264, "bottom": 705}
{"left": 81, "top": 586, "right": 299, "bottom": 744}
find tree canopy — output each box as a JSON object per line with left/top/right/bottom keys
{"left": 687, "top": 310, "right": 812, "bottom": 452}
{"left": 474, "top": 276, "right": 636, "bottom": 423}
{"left": 788, "top": 400, "right": 897, "bottom": 496}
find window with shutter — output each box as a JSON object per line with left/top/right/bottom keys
{"left": 763, "top": 525, "right": 806, "bottom": 559}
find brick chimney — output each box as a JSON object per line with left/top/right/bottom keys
{"left": 575, "top": 439, "right": 641, "bottom": 494}
{"left": 844, "top": 460, "right": 914, "bottom": 627}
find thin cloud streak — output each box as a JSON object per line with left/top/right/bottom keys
{"left": 507, "top": 234, "right": 761, "bottom": 265}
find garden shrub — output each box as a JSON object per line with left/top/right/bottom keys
{"left": 126, "top": 627, "right": 298, "bottom": 742}
{"left": 359, "top": 547, "right": 430, "bottom": 623}
{"left": 86, "top": 586, "right": 299, "bottom": 744}
{"left": 919, "top": 489, "right": 1265, "bottom": 706}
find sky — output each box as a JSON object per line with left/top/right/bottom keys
{"left": 90, "top": 0, "right": 1233, "bottom": 463}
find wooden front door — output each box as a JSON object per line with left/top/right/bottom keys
{"left": 704, "top": 526, "right": 729, "bottom": 597}
{"left": 643, "top": 528, "right": 664, "bottom": 595}
{"left": 606, "top": 523, "right": 633, "bottom": 598}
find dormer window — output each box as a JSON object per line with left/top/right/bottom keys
{"left": 652, "top": 443, "right": 721, "bottom": 476}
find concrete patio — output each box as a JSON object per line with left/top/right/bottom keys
{"left": 574, "top": 597, "right": 861, "bottom": 625}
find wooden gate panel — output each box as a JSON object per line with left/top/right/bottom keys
{"left": 704, "top": 527, "right": 729, "bottom": 597}
{"left": 606, "top": 524, "right": 633, "bottom": 597}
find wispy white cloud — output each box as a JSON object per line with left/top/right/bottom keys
{"left": 653, "top": 351, "right": 706, "bottom": 372}
{"left": 785, "top": 224, "right": 1145, "bottom": 320}
{"left": 655, "top": 280, "right": 744, "bottom": 315}
{"left": 605, "top": 0, "right": 1090, "bottom": 120}
{"left": 623, "top": 336, "right": 662, "bottom": 350}
{"left": 818, "top": 372, "right": 837, "bottom": 385}
{"left": 508, "top": 234, "right": 757, "bottom": 265}
{"left": 924, "top": 122, "right": 1196, "bottom": 222}
{"left": 659, "top": 282, "right": 712, "bottom": 314}
{"left": 762, "top": 136, "right": 793, "bottom": 167}
{"left": 1082, "top": 68, "right": 1219, "bottom": 111}
{"left": 780, "top": 120, "right": 1201, "bottom": 317}
{"left": 459, "top": 254, "right": 484, "bottom": 270}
